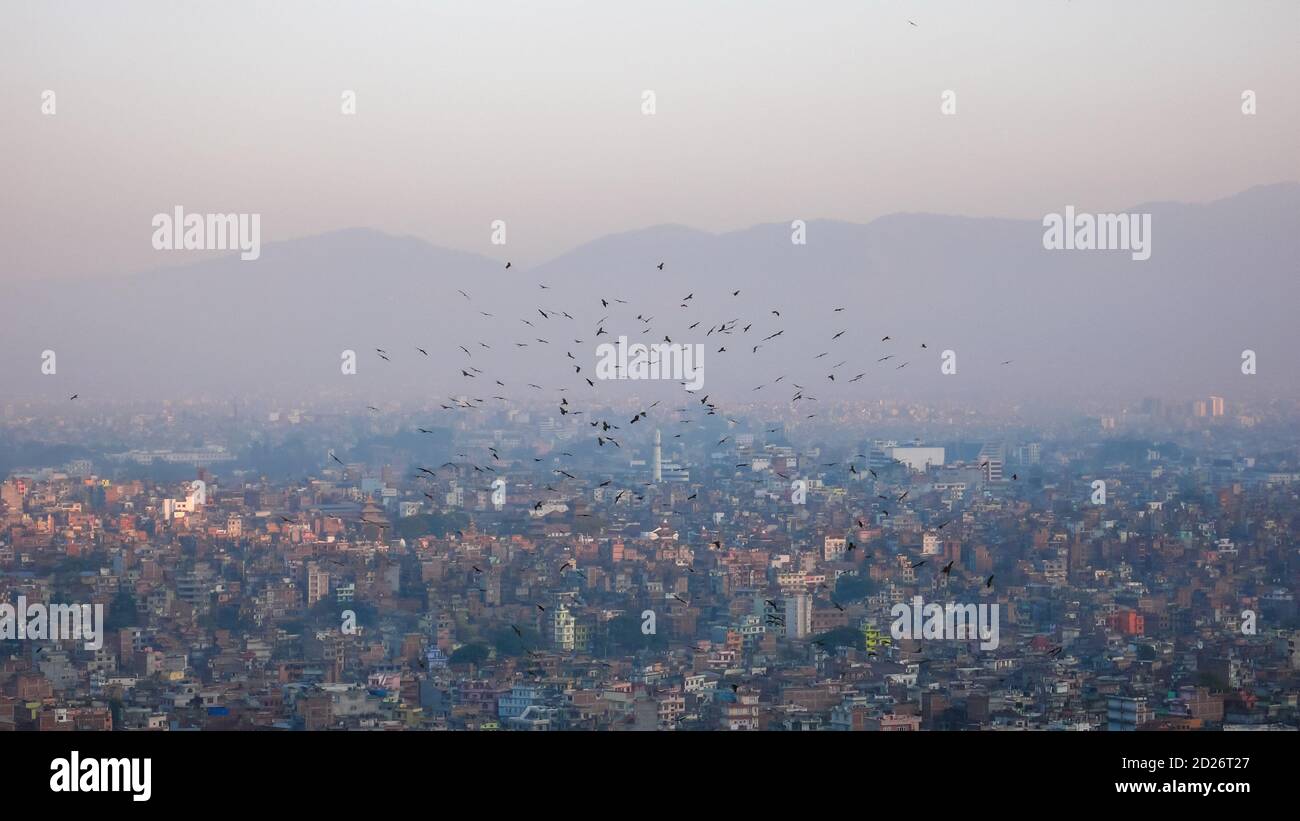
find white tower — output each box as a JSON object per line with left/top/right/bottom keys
{"left": 653, "top": 429, "right": 663, "bottom": 483}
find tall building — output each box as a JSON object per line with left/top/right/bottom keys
{"left": 1209, "top": 395, "right": 1226, "bottom": 417}
{"left": 784, "top": 594, "right": 812, "bottom": 639}
{"left": 922, "top": 532, "right": 942, "bottom": 556}
{"left": 306, "top": 563, "right": 330, "bottom": 606}
{"left": 652, "top": 429, "right": 663, "bottom": 483}
{"left": 977, "top": 443, "right": 1005, "bottom": 482}
{"left": 1019, "top": 442, "right": 1041, "bottom": 465}
{"left": 551, "top": 600, "right": 576, "bottom": 650}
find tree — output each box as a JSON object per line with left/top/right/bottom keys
{"left": 213, "top": 605, "right": 243, "bottom": 632}
{"left": 449, "top": 643, "right": 490, "bottom": 666}
{"left": 606, "top": 612, "right": 667, "bottom": 653}
{"left": 395, "top": 512, "right": 470, "bottom": 540}
{"left": 813, "top": 626, "right": 865, "bottom": 652}
{"left": 491, "top": 625, "right": 539, "bottom": 657}
{"left": 104, "top": 589, "right": 139, "bottom": 631}
{"left": 835, "top": 573, "right": 876, "bottom": 602}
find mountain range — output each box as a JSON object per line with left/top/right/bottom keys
{"left": 3, "top": 182, "right": 1296, "bottom": 406}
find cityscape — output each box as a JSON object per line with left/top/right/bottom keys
{"left": 2, "top": 4, "right": 1298, "bottom": 785}
{"left": 1, "top": 389, "right": 1297, "bottom": 732}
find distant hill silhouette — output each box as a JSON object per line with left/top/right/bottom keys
{"left": 3, "top": 183, "right": 1296, "bottom": 404}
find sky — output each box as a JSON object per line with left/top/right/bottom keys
{"left": 2, "top": 0, "right": 1297, "bottom": 282}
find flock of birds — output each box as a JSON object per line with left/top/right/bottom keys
{"left": 346, "top": 253, "right": 1016, "bottom": 506}
{"left": 341, "top": 255, "right": 985, "bottom": 512}
{"left": 65, "top": 243, "right": 1046, "bottom": 670}
{"left": 331, "top": 254, "right": 1046, "bottom": 675}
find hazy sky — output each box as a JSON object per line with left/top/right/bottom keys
{"left": 3, "top": 0, "right": 1297, "bottom": 280}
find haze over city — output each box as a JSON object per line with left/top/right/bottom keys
{"left": 1, "top": 0, "right": 1298, "bottom": 771}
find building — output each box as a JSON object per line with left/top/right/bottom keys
{"left": 719, "top": 690, "right": 761, "bottom": 730}
{"left": 652, "top": 429, "right": 662, "bottom": 483}
{"left": 784, "top": 594, "right": 812, "bottom": 639}
{"left": 823, "top": 536, "right": 847, "bottom": 561}
{"left": 865, "top": 713, "right": 922, "bottom": 731}
{"left": 888, "top": 446, "right": 944, "bottom": 473}
{"left": 1107, "top": 696, "right": 1151, "bottom": 731}
{"left": 1106, "top": 609, "right": 1144, "bottom": 636}
{"left": 498, "top": 685, "right": 546, "bottom": 720}
{"left": 551, "top": 602, "right": 576, "bottom": 650}
{"left": 977, "top": 443, "right": 1005, "bottom": 482}
{"left": 306, "top": 564, "right": 330, "bottom": 606}
{"left": 922, "top": 532, "right": 942, "bottom": 556}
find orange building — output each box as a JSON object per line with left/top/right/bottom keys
{"left": 1106, "top": 609, "right": 1144, "bottom": 636}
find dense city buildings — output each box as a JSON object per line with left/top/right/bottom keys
{"left": 1, "top": 394, "right": 1296, "bottom": 731}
